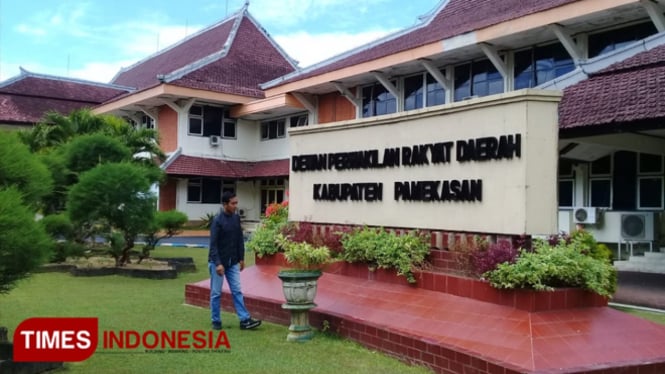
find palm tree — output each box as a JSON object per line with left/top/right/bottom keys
{"left": 22, "top": 109, "right": 164, "bottom": 162}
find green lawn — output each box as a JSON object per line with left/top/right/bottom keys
{"left": 0, "top": 247, "right": 431, "bottom": 374}
{"left": 611, "top": 306, "right": 665, "bottom": 325}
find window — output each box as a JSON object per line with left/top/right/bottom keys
{"left": 126, "top": 115, "right": 154, "bottom": 130}
{"left": 222, "top": 109, "right": 236, "bottom": 139}
{"left": 454, "top": 59, "right": 503, "bottom": 102}
{"left": 514, "top": 43, "right": 575, "bottom": 89}
{"left": 362, "top": 82, "right": 396, "bottom": 117}
{"left": 558, "top": 159, "right": 575, "bottom": 207}
{"left": 589, "top": 22, "right": 657, "bottom": 58}
{"left": 638, "top": 153, "right": 663, "bottom": 209}
{"left": 426, "top": 74, "right": 445, "bottom": 107}
{"left": 261, "top": 119, "right": 286, "bottom": 140}
{"left": 187, "top": 178, "right": 236, "bottom": 204}
{"left": 188, "top": 105, "right": 203, "bottom": 135}
{"left": 289, "top": 114, "right": 309, "bottom": 128}
{"left": 403, "top": 73, "right": 445, "bottom": 111}
{"left": 260, "top": 179, "right": 286, "bottom": 214}
{"left": 589, "top": 155, "right": 612, "bottom": 208}
{"left": 403, "top": 74, "right": 424, "bottom": 111}
{"left": 188, "top": 105, "right": 236, "bottom": 139}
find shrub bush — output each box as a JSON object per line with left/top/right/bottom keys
{"left": 471, "top": 240, "right": 519, "bottom": 276}
{"left": 0, "top": 188, "right": 53, "bottom": 293}
{"left": 340, "top": 227, "right": 430, "bottom": 283}
{"left": 276, "top": 233, "right": 332, "bottom": 270}
{"left": 246, "top": 201, "right": 289, "bottom": 257}
{"left": 483, "top": 238, "right": 617, "bottom": 297}
{"left": 40, "top": 213, "right": 85, "bottom": 262}
{"left": 449, "top": 237, "right": 488, "bottom": 276}
{"left": 285, "top": 222, "right": 350, "bottom": 256}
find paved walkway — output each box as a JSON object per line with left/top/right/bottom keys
{"left": 186, "top": 265, "right": 665, "bottom": 373}
{"left": 613, "top": 271, "right": 665, "bottom": 310}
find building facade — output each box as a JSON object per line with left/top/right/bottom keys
{"left": 93, "top": 5, "right": 301, "bottom": 223}
{"left": 231, "top": 0, "right": 665, "bottom": 256}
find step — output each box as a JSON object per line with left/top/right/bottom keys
{"left": 644, "top": 251, "right": 665, "bottom": 259}
{"left": 614, "top": 261, "right": 665, "bottom": 274}
{"left": 625, "top": 256, "right": 665, "bottom": 264}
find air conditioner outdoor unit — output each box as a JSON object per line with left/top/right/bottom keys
{"left": 573, "top": 207, "right": 599, "bottom": 224}
{"left": 621, "top": 212, "right": 656, "bottom": 240}
{"left": 209, "top": 135, "right": 220, "bottom": 146}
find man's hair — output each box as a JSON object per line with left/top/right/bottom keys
{"left": 222, "top": 191, "right": 237, "bottom": 204}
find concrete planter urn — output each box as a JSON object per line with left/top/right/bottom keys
{"left": 277, "top": 269, "right": 323, "bottom": 342}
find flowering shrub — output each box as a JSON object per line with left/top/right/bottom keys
{"left": 265, "top": 200, "right": 288, "bottom": 221}
{"left": 246, "top": 201, "right": 289, "bottom": 257}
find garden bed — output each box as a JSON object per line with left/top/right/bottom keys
{"left": 39, "top": 256, "right": 193, "bottom": 279}
{"left": 255, "top": 252, "right": 608, "bottom": 311}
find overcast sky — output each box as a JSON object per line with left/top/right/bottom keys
{"left": 0, "top": 0, "right": 440, "bottom": 83}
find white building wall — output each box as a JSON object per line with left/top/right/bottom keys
{"left": 177, "top": 115, "right": 290, "bottom": 161}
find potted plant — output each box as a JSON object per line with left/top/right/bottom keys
{"left": 275, "top": 233, "right": 332, "bottom": 342}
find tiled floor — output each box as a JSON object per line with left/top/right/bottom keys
{"left": 186, "top": 265, "right": 665, "bottom": 373}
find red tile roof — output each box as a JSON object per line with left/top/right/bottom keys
{"left": 165, "top": 155, "right": 289, "bottom": 178}
{"left": 111, "top": 10, "right": 296, "bottom": 98}
{"left": 0, "top": 71, "right": 130, "bottom": 124}
{"left": 0, "top": 94, "right": 97, "bottom": 124}
{"left": 268, "top": 0, "right": 579, "bottom": 87}
{"left": 559, "top": 44, "right": 665, "bottom": 129}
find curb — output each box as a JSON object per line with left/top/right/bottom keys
{"left": 135, "top": 241, "right": 207, "bottom": 248}
{"left": 160, "top": 243, "right": 208, "bottom": 248}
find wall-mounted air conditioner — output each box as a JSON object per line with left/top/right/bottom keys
{"left": 209, "top": 135, "right": 220, "bottom": 146}
{"left": 621, "top": 212, "right": 656, "bottom": 241}
{"left": 237, "top": 208, "right": 246, "bottom": 218}
{"left": 573, "top": 207, "right": 599, "bottom": 224}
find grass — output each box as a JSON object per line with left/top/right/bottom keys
{"left": 611, "top": 306, "right": 665, "bottom": 325}
{"left": 0, "top": 246, "right": 431, "bottom": 374}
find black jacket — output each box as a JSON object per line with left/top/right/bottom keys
{"left": 208, "top": 210, "right": 244, "bottom": 267}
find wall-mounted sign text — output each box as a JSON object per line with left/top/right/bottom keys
{"left": 293, "top": 134, "right": 520, "bottom": 203}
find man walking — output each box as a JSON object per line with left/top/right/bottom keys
{"left": 208, "top": 191, "right": 261, "bottom": 330}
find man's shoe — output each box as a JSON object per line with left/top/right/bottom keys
{"left": 212, "top": 322, "right": 222, "bottom": 330}
{"left": 239, "top": 318, "right": 261, "bottom": 330}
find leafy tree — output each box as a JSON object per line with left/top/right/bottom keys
{"left": 67, "top": 162, "right": 163, "bottom": 266}
{"left": 0, "top": 188, "right": 52, "bottom": 294}
{"left": 139, "top": 210, "right": 189, "bottom": 262}
{"left": 0, "top": 134, "right": 53, "bottom": 293}
{"left": 64, "top": 133, "right": 132, "bottom": 174}
{"left": 20, "top": 109, "right": 165, "bottom": 214}
{"left": 40, "top": 213, "right": 84, "bottom": 263}
{"left": 0, "top": 133, "right": 53, "bottom": 207}
{"left": 37, "top": 150, "right": 72, "bottom": 214}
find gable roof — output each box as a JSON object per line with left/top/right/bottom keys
{"left": 165, "top": 155, "right": 289, "bottom": 178}
{"left": 0, "top": 69, "right": 130, "bottom": 124}
{"left": 111, "top": 7, "right": 297, "bottom": 99}
{"left": 263, "top": 0, "right": 579, "bottom": 88}
{"left": 559, "top": 44, "right": 665, "bottom": 130}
